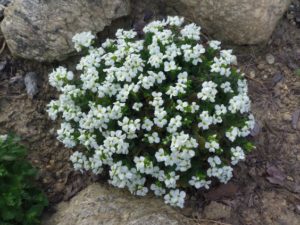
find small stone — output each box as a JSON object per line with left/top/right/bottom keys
{"left": 0, "top": 60, "right": 7, "bottom": 71}
{"left": 46, "top": 165, "right": 52, "bottom": 169}
{"left": 257, "top": 63, "right": 265, "bottom": 70}
{"left": 287, "top": 176, "right": 294, "bottom": 181}
{"left": 266, "top": 53, "right": 275, "bottom": 65}
{"left": 49, "top": 128, "right": 56, "bottom": 135}
{"left": 282, "top": 112, "right": 291, "bottom": 121}
{"left": 54, "top": 182, "right": 65, "bottom": 192}
{"left": 263, "top": 75, "right": 268, "bottom": 79}
{"left": 249, "top": 70, "right": 256, "bottom": 78}
{"left": 24, "top": 72, "right": 38, "bottom": 98}
{"left": 203, "top": 201, "right": 231, "bottom": 220}
{"left": 43, "top": 178, "right": 50, "bottom": 184}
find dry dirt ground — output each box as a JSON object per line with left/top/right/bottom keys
{"left": 0, "top": 4, "right": 299, "bottom": 225}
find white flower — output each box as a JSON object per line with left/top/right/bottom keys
{"left": 197, "top": 81, "right": 218, "bottom": 102}
{"left": 198, "top": 111, "right": 213, "bottom": 130}
{"left": 57, "top": 122, "right": 76, "bottom": 148}
{"left": 142, "top": 118, "right": 154, "bottom": 131}
{"left": 225, "top": 127, "right": 240, "bottom": 142}
{"left": 231, "top": 146, "right": 245, "bottom": 165}
{"left": 189, "top": 177, "right": 211, "bottom": 189}
{"left": 164, "top": 172, "right": 179, "bottom": 188}
{"left": 208, "top": 156, "right": 222, "bottom": 167}
{"left": 164, "top": 189, "right": 186, "bottom": 208}
{"left": 180, "top": 23, "right": 201, "bottom": 40}
{"left": 132, "top": 102, "right": 143, "bottom": 111}
{"left": 118, "top": 117, "right": 141, "bottom": 139}
{"left": 116, "top": 29, "right": 137, "bottom": 40}
{"left": 49, "top": 66, "right": 74, "bottom": 91}
{"left": 70, "top": 151, "right": 88, "bottom": 172}
{"left": 72, "top": 31, "right": 95, "bottom": 52}
{"left": 0, "top": 134, "right": 8, "bottom": 142}
{"left": 166, "top": 72, "right": 188, "bottom": 98}
{"left": 164, "top": 61, "right": 180, "bottom": 72}
{"left": 176, "top": 100, "right": 188, "bottom": 112}
{"left": 150, "top": 183, "right": 166, "bottom": 196}
{"left": 220, "top": 49, "right": 237, "bottom": 65}
{"left": 155, "top": 148, "right": 168, "bottom": 162}
{"left": 215, "top": 104, "right": 227, "bottom": 116}
{"left": 228, "top": 94, "right": 251, "bottom": 114}
{"left": 166, "top": 16, "right": 184, "bottom": 27}
{"left": 205, "top": 139, "right": 220, "bottom": 153}
{"left": 143, "top": 20, "right": 167, "bottom": 33}
{"left": 146, "top": 132, "right": 160, "bottom": 144}
{"left": 167, "top": 115, "right": 182, "bottom": 133}
{"left": 209, "top": 40, "right": 221, "bottom": 50}
{"left": 220, "top": 81, "right": 233, "bottom": 93}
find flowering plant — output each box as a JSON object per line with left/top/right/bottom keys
{"left": 47, "top": 16, "right": 255, "bottom": 208}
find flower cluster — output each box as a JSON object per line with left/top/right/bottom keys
{"left": 47, "top": 16, "right": 255, "bottom": 208}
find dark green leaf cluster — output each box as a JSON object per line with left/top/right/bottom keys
{"left": 0, "top": 135, "right": 48, "bottom": 225}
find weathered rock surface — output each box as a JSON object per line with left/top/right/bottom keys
{"left": 0, "top": 0, "right": 11, "bottom": 6}
{"left": 1, "top": 0, "right": 130, "bottom": 62}
{"left": 166, "top": 0, "right": 291, "bottom": 45}
{"left": 203, "top": 201, "right": 231, "bottom": 220}
{"left": 42, "top": 183, "right": 189, "bottom": 225}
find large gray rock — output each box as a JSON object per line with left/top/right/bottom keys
{"left": 1, "top": 0, "right": 130, "bottom": 62}
{"left": 42, "top": 183, "right": 189, "bottom": 225}
{"left": 166, "top": 0, "right": 291, "bottom": 45}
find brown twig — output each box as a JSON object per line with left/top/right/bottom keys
{"left": 245, "top": 74, "right": 265, "bottom": 87}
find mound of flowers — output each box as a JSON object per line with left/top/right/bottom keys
{"left": 47, "top": 16, "right": 255, "bottom": 208}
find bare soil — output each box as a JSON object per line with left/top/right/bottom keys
{"left": 0, "top": 3, "right": 299, "bottom": 224}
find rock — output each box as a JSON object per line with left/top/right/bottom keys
{"left": 24, "top": 72, "right": 38, "bottom": 98}
{"left": 266, "top": 53, "right": 275, "bottom": 64}
{"left": 203, "top": 201, "right": 231, "bottom": 220}
{"left": 1, "top": 0, "right": 130, "bottom": 62}
{"left": 165, "top": 0, "right": 291, "bottom": 45}
{"left": 0, "top": 0, "right": 11, "bottom": 6}
{"left": 42, "top": 183, "right": 189, "bottom": 225}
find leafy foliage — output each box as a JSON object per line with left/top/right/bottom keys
{"left": 0, "top": 135, "right": 48, "bottom": 225}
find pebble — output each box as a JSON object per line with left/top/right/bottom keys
{"left": 282, "top": 112, "right": 291, "bottom": 121}
{"left": 0, "top": 60, "right": 7, "bottom": 71}
{"left": 24, "top": 72, "right": 39, "bottom": 98}
{"left": 249, "top": 70, "right": 256, "bottom": 78}
{"left": 257, "top": 63, "right": 265, "bottom": 70}
{"left": 266, "top": 53, "right": 275, "bottom": 65}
